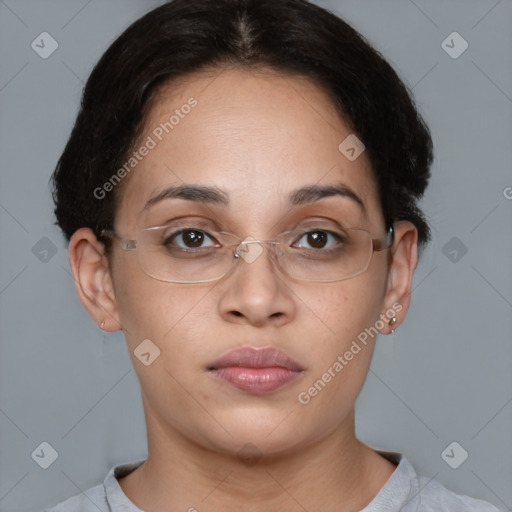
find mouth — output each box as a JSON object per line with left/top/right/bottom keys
{"left": 207, "top": 346, "right": 305, "bottom": 394}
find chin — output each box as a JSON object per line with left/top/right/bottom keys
{"left": 194, "top": 408, "right": 313, "bottom": 460}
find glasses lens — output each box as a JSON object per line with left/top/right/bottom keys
{"left": 278, "top": 228, "right": 373, "bottom": 282}
{"left": 137, "top": 227, "right": 238, "bottom": 283}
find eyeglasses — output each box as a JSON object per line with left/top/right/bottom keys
{"left": 101, "top": 222, "right": 394, "bottom": 284}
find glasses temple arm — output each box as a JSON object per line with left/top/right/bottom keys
{"left": 100, "top": 229, "right": 137, "bottom": 250}
{"left": 372, "top": 224, "right": 394, "bottom": 251}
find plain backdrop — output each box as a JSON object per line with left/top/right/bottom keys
{"left": 0, "top": 1, "right": 511, "bottom": 511}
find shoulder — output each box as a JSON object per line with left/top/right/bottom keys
{"left": 416, "top": 474, "right": 504, "bottom": 512}
{"left": 40, "top": 482, "right": 108, "bottom": 512}
{"left": 369, "top": 451, "right": 504, "bottom": 512}
{"left": 40, "top": 459, "right": 145, "bottom": 512}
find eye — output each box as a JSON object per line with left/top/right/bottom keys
{"left": 292, "top": 230, "right": 344, "bottom": 250}
{"left": 164, "top": 228, "right": 220, "bottom": 250}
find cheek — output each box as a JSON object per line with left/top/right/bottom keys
{"left": 294, "top": 271, "right": 387, "bottom": 397}
{"left": 302, "top": 273, "right": 385, "bottom": 347}
{"left": 114, "top": 270, "right": 213, "bottom": 408}
{"left": 112, "top": 256, "right": 208, "bottom": 354}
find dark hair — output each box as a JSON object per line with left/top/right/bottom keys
{"left": 52, "top": 0, "right": 433, "bottom": 247}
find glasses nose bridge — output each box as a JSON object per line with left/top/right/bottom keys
{"left": 234, "top": 238, "right": 282, "bottom": 265}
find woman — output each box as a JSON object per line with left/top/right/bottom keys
{"left": 44, "top": 0, "right": 501, "bottom": 510}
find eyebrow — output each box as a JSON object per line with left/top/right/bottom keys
{"left": 288, "top": 183, "right": 365, "bottom": 211}
{"left": 143, "top": 184, "right": 229, "bottom": 210}
{"left": 143, "top": 182, "right": 365, "bottom": 211}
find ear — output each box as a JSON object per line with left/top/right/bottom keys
{"left": 381, "top": 221, "right": 418, "bottom": 334}
{"left": 68, "top": 228, "right": 121, "bottom": 332}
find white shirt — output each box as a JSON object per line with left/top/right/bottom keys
{"left": 41, "top": 451, "right": 504, "bottom": 511}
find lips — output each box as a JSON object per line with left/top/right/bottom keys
{"left": 207, "top": 346, "right": 304, "bottom": 394}
{"left": 208, "top": 346, "right": 303, "bottom": 371}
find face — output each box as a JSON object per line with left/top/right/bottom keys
{"left": 72, "top": 68, "right": 416, "bottom": 458}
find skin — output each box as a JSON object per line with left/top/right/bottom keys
{"left": 68, "top": 67, "right": 418, "bottom": 512}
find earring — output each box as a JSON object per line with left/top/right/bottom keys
{"left": 389, "top": 317, "right": 396, "bottom": 334}
{"left": 100, "top": 321, "right": 105, "bottom": 330}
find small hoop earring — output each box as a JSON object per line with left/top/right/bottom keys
{"left": 389, "top": 317, "right": 396, "bottom": 334}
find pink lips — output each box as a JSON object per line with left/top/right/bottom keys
{"left": 207, "top": 346, "right": 304, "bottom": 394}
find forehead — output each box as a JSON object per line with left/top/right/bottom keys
{"left": 115, "top": 68, "right": 383, "bottom": 231}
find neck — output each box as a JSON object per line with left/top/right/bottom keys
{"left": 118, "top": 405, "right": 396, "bottom": 512}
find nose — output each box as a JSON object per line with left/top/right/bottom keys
{"left": 217, "top": 240, "right": 296, "bottom": 327}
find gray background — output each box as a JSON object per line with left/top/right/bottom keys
{"left": 0, "top": 1, "right": 511, "bottom": 511}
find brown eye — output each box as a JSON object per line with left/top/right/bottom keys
{"left": 181, "top": 230, "right": 204, "bottom": 247}
{"left": 294, "top": 230, "right": 342, "bottom": 250}
{"left": 307, "top": 231, "right": 328, "bottom": 249}
{"left": 164, "top": 229, "right": 217, "bottom": 249}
